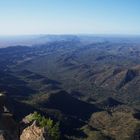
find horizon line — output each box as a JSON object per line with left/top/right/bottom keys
{"left": 0, "top": 33, "right": 140, "bottom": 37}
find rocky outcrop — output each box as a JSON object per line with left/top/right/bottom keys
{"left": 20, "top": 121, "right": 51, "bottom": 140}
{"left": 0, "top": 93, "right": 19, "bottom": 140}
{"left": 0, "top": 134, "right": 5, "bottom": 140}
{"left": 0, "top": 93, "right": 53, "bottom": 140}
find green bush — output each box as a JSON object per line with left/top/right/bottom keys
{"left": 26, "top": 112, "right": 60, "bottom": 140}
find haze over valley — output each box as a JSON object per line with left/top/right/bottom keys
{"left": 0, "top": 35, "right": 140, "bottom": 139}
{"left": 0, "top": 0, "right": 140, "bottom": 139}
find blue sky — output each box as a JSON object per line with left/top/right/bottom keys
{"left": 0, "top": 0, "right": 140, "bottom": 35}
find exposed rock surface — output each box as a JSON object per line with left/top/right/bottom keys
{"left": 20, "top": 121, "right": 50, "bottom": 140}
{"left": 0, "top": 93, "right": 52, "bottom": 140}
{"left": 0, "top": 93, "right": 19, "bottom": 140}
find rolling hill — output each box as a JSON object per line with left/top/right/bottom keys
{"left": 0, "top": 35, "right": 140, "bottom": 139}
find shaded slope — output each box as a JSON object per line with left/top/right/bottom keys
{"left": 35, "top": 90, "right": 100, "bottom": 120}
{"left": 96, "top": 97, "right": 123, "bottom": 109}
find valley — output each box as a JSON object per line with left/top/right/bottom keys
{"left": 0, "top": 35, "right": 140, "bottom": 139}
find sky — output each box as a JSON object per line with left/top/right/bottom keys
{"left": 0, "top": 0, "right": 140, "bottom": 35}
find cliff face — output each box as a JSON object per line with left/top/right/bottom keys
{"left": 0, "top": 94, "right": 19, "bottom": 140}
{"left": 0, "top": 114, "right": 19, "bottom": 140}
{"left": 0, "top": 94, "right": 51, "bottom": 140}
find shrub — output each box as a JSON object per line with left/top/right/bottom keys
{"left": 26, "top": 112, "right": 60, "bottom": 140}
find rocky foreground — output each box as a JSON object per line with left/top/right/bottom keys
{"left": 0, "top": 93, "right": 59, "bottom": 140}
{"left": 0, "top": 92, "right": 140, "bottom": 140}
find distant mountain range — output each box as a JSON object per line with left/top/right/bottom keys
{"left": 0, "top": 34, "right": 140, "bottom": 48}
{"left": 0, "top": 35, "right": 140, "bottom": 139}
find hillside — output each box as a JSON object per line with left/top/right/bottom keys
{"left": 0, "top": 35, "right": 140, "bottom": 139}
